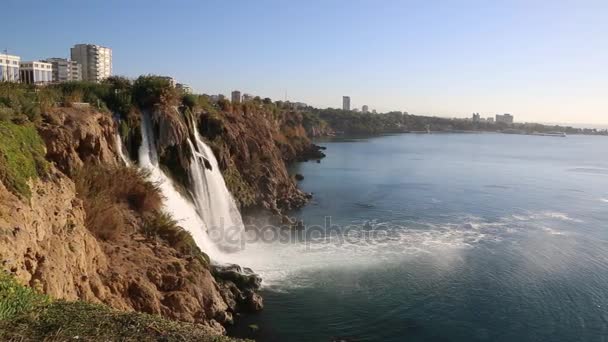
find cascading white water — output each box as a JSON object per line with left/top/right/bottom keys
{"left": 135, "top": 114, "right": 229, "bottom": 260}
{"left": 185, "top": 114, "right": 245, "bottom": 252}
{"left": 114, "top": 133, "right": 131, "bottom": 165}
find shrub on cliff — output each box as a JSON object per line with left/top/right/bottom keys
{"left": 133, "top": 75, "right": 180, "bottom": 109}
{"left": 75, "top": 164, "right": 163, "bottom": 240}
{"left": 0, "top": 121, "right": 48, "bottom": 199}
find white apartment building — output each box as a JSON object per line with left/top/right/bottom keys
{"left": 0, "top": 54, "right": 21, "bottom": 82}
{"left": 20, "top": 61, "right": 53, "bottom": 84}
{"left": 70, "top": 44, "right": 112, "bottom": 82}
{"left": 44, "top": 58, "right": 82, "bottom": 82}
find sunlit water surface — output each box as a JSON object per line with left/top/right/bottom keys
{"left": 228, "top": 133, "right": 608, "bottom": 342}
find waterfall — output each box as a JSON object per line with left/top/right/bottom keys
{"left": 114, "top": 132, "right": 131, "bottom": 165}
{"left": 185, "top": 113, "right": 245, "bottom": 252}
{"left": 113, "top": 111, "right": 246, "bottom": 263}
{"left": 135, "top": 114, "right": 228, "bottom": 260}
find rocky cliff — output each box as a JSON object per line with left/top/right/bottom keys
{"left": 0, "top": 107, "right": 261, "bottom": 336}
{"left": 197, "top": 103, "right": 325, "bottom": 222}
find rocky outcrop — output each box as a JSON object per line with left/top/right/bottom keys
{"left": 198, "top": 107, "right": 324, "bottom": 220}
{"left": 37, "top": 108, "right": 119, "bottom": 176}
{"left": 0, "top": 168, "right": 108, "bottom": 302}
{"left": 213, "top": 264, "right": 263, "bottom": 313}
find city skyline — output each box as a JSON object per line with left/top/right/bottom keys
{"left": 2, "top": 0, "right": 608, "bottom": 124}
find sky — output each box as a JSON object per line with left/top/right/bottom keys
{"left": 2, "top": 0, "right": 608, "bottom": 125}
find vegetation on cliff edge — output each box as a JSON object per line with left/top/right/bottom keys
{"left": 0, "top": 121, "right": 48, "bottom": 199}
{"left": 0, "top": 272, "right": 245, "bottom": 342}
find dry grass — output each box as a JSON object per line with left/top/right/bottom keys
{"left": 74, "top": 164, "right": 163, "bottom": 240}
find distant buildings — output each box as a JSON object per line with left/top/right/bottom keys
{"left": 496, "top": 113, "right": 514, "bottom": 124}
{"left": 486, "top": 117, "right": 494, "bottom": 123}
{"left": 70, "top": 44, "right": 112, "bottom": 82}
{"left": 0, "top": 53, "right": 20, "bottom": 82}
{"left": 176, "top": 83, "right": 192, "bottom": 94}
{"left": 472, "top": 113, "right": 481, "bottom": 122}
{"left": 242, "top": 93, "right": 254, "bottom": 102}
{"left": 231, "top": 90, "right": 242, "bottom": 104}
{"left": 43, "top": 58, "right": 81, "bottom": 82}
{"left": 342, "top": 96, "right": 351, "bottom": 111}
{"left": 19, "top": 61, "right": 53, "bottom": 84}
{"left": 362, "top": 105, "right": 369, "bottom": 113}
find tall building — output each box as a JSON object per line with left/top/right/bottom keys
{"left": 496, "top": 113, "right": 514, "bottom": 124}
{"left": 472, "top": 113, "right": 481, "bottom": 122}
{"left": 43, "top": 58, "right": 82, "bottom": 82}
{"left": 362, "top": 105, "right": 369, "bottom": 113}
{"left": 70, "top": 44, "right": 112, "bottom": 82}
{"left": 242, "top": 93, "right": 254, "bottom": 102}
{"left": 0, "top": 53, "right": 21, "bottom": 82}
{"left": 342, "top": 96, "right": 351, "bottom": 111}
{"left": 231, "top": 90, "right": 241, "bottom": 103}
{"left": 19, "top": 61, "right": 53, "bottom": 84}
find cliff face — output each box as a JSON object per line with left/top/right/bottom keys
{"left": 0, "top": 108, "right": 260, "bottom": 335}
{"left": 198, "top": 107, "right": 324, "bottom": 220}
{"left": 37, "top": 107, "right": 120, "bottom": 176}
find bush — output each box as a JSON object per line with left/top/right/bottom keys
{"left": 182, "top": 93, "right": 198, "bottom": 111}
{"left": 0, "top": 121, "right": 49, "bottom": 199}
{"left": 74, "top": 164, "right": 164, "bottom": 240}
{"left": 133, "top": 75, "right": 179, "bottom": 109}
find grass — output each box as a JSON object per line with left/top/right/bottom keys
{"left": 74, "top": 164, "right": 163, "bottom": 240}
{"left": 0, "top": 272, "right": 247, "bottom": 342}
{"left": 0, "top": 121, "right": 49, "bottom": 199}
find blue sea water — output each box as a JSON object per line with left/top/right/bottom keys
{"left": 230, "top": 133, "right": 608, "bottom": 342}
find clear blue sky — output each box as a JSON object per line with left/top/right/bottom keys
{"left": 3, "top": 0, "right": 607, "bottom": 124}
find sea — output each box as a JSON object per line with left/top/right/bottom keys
{"left": 228, "top": 132, "right": 608, "bottom": 342}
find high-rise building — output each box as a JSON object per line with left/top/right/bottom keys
{"left": 342, "top": 96, "right": 351, "bottom": 111}
{"left": 242, "top": 93, "right": 254, "bottom": 102}
{"left": 43, "top": 58, "right": 82, "bottom": 82}
{"left": 472, "top": 113, "right": 481, "bottom": 122}
{"left": 495, "top": 113, "right": 514, "bottom": 124}
{"left": 362, "top": 105, "right": 369, "bottom": 113}
{"left": 19, "top": 61, "right": 53, "bottom": 84}
{"left": 231, "top": 90, "right": 241, "bottom": 103}
{"left": 70, "top": 44, "right": 112, "bottom": 82}
{"left": 0, "top": 53, "right": 21, "bottom": 82}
